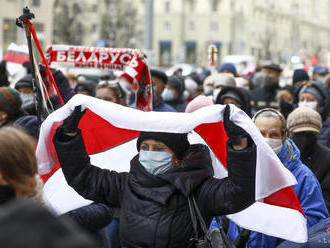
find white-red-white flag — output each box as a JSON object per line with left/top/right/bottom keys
{"left": 36, "top": 94, "right": 307, "bottom": 243}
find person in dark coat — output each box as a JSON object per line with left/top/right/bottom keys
{"left": 0, "top": 61, "right": 9, "bottom": 87}
{"left": 52, "top": 105, "right": 257, "bottom": 248}
{"left": 0, "top": 87, "right": 23, "bottom": 127}
{"left": 287, "top": 107, "right": 330, "bottom": 213}
{"left": 249, "top": 63, "right": 282, "bottom": 111}
{"left": 294, "top": 81, "right": 330, "bottom": 148}
{"left": 215, "top": 86, "right": 252, "bottom": 117}
{"left": 162, "top": 75, "right": 187, "bottom": 112}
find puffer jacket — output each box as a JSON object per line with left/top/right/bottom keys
{"left": 210, "top": 138, "right": 329, "bottom": 248}
{"left": 53, "top": 128, "right": 256, "bottom": 248}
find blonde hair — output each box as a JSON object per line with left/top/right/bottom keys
{"left": 0, "top": 127, "right": 38, "bottom": 197}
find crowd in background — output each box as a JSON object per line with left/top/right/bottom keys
{"left": 1, "top": 56, "right": 330, "bottom": 247}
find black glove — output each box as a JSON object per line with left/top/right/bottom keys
{"left": 223, "top": 105, "right": 249, "bottom": 146}
{"left": 61, "top": 105, "right": 86, "bottom": 134}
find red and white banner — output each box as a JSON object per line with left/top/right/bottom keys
{"left": 36, "top": 94, "right": 307, "bottom": 243}
{"left": 4, "top": 43, "right": 30, "bottom": 65}
{"left": 45, "top": 45, "right": 153, "bottom": 111}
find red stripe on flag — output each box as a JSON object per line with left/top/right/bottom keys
{"left": 78, "top": 109, "right": 140, "bottom": 154}
{"left": 4, "top": 51, "right": 30, "bottom": 64}
{"left": 194, "top": 122, "right": 228, "bottom": 167}
{"left": 264, "top": 186, "right": 305, "bottom": 217}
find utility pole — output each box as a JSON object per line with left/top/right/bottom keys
{"left": 144, "top": 0, "right": 154, "bottom": 65}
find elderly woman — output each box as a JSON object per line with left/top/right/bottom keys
{"left": 53, "top": 105, "right": 257, "bottom": 248}
{"left": 211, "top": 108, "right": 329, "bottom": 248}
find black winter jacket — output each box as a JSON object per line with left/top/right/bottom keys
{"left": 53, "top": 129, "right": 256, "bottom": 248}
{"left": 300, "top": 141, "right": 330, "bottom": 212}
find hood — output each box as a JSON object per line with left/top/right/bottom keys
{"left": 129, "top": 144, "right": 213, "bottom": 204}
{"left": 294, "top": 81, "right": 329, "bottom": 121}
{"left": 277, "top": 138, "right": 301, "bottom": 171}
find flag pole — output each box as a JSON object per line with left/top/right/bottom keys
{"left": 16, "top": 6, "right": 43, "bottom": 127}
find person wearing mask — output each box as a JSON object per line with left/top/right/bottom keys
{"left": 0, "top": 87, "right": 22, "bottom": 127}
{"left": 294, "top": 81, "right": 330, "bottom": 148}
{"left": 312, "top": 65, "right": 328, "bottom": 83}
{"left": 211, "top": 108, "right": 329, "bottom": 248}
{"left": 131, "top": 69, "right": 176, "bottom": 112}
{"left": 212, "top": 73, "right": 236, "bottom": 102}
{"left": 250, "top": 63, "right": 282, "bottom": 112}
{"left": 162, "top": 75, "right": 187, "bottom": 112}
{"left": 287, "top": 107, "right": 330, "bottom": 213}
{"left": 276, "top": 86, "right": 294, "bottom": 119}
{"left": 52, "top": 104, "right": 257, "bottom": 248}
{"left": 15, "top": 74, "right": 36, "bottom": 115}
{"left": 202, "top": 75, "right": 214, "bottom": 96}
{"left": 215, "top": 86, "right": 251, "bottom": 117}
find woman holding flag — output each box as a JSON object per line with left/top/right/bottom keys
{"left": 52, "top": 104, "right": 257, "bottom": 247}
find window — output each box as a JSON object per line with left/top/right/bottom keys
{"left": 189, "top": 0, "right": 196, "bottom": 12}
{"left": 210, "top": 22, "right": 219, "bottom": 32}
{"left": 189, "top": 22, "right": 195, "bottom": 31}
{"left": 211, "top": 0, "right": 219, "bottom": 12}
{"left": 165, "top": 1, "right": 170, "bottom": 13}
{"left": 185, "top": 41, "right": 197, "bottom": 64}
{"left": 32, "top": 0, "right": 40, "bottom": 6}
{"left": 163, "top": 21, "right": 171, "bottom": 32}
{"left": 3, "top": 19, "right": 17, "bottom": 50}
{"left": 159, "top": 41, "right": 172, "bottom": 66}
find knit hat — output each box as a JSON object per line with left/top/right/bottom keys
{"left": 217, "top": 63, "right": 237, "bottom": 77}
{"left": 292, "top": 69, "right": 309, "bottom": 84}
{"left": 15, "top": 74, "right": 33, "bottom": 90}
{"left": 167, "top": 76, "right": 185, "bottom": 98}
{"left": 313, "top": 65, "right": 327, "bottom": 75}
{"left": 74, "top": 81, "right": 97, "bottom": 97}
{"left": 219, "top": 91, "right": 242, "bottom": 105}
{"left": 299, "top": 85, "right": 323, "bottom": 104}
{"left": 150, "top": 69, "right": 168, "bottom": 84}
{"left": 213, "top": 73, "right": 236, "bottom": 88}
{"left": 0, "top": 87, "right": 22, "bottom": 120}
{"left": 287, "top": 107, "right": 322, "bottom": 134}
{"left": 185, "top": 95, "right": 213, "bottom": 113}
{"left": 137, "top": 131, "right": 190, "bottom": 160}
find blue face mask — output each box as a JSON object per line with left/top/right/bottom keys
{"left": 162, "top": 88, "right": 175, "bottom": 101}
{"left": 138, "top": 150, "right": 173, "bottom": 175}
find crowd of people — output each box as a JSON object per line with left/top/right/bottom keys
{"left": 1, "top": 55, "right": 330, "bottom": 248}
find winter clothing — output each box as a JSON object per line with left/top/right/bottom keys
{"left": 164, "top": 76, "right": 187, "bottom": 112}
{"left": 293, "top": 69, "right": 309, "bottom": 85}
{"left": 14, "top": 115, "right": 39, "bottom": 139}
{"left": 299, "top": 85, "right": 323, "bottom": 104}
{"left": 151, "top": 69, "right": 168, "bottom": 84}
{"left": 185, "top": 95, "right": 213, "bottom": 113}
{"left": 249, "top": 82, "right": 280, "bottom": 111}
{"left": 137, "top": 131, "right": 190, "bottom": 160}
{"left": 0, "top": 199, "right": 97, "bottom": 248}
{"left": 263, "top": 63, "right": 282, "bottom": 73}
{"left": 213, "top": 73, "right": 236, "bottom": 88}
{"left": 216, "top": 86, "right": 252, "bottom": 117}
{"left": 292, "top": 133, "right": 330, "bottom": 213}
{"left": 211, "top": 138, "right": 329, "bottom": 248}
{"left": 53, "top": 125, "right": 257, "bottom": 247}
{"left": 0, "top": 61, "right": 9, "bottom": 87}
{"left": 0, "top": 87, "right": 22, "bottom": 121}
{"left": 15, "top": 74, "right": 33, "bottom": 90}
{"left": 294, "top": 81, "right": 330, "bottom": 148}
{"left": 217, "top": 63, "right": 237, "bottom": 77}
{"left": 74, "top": 80, "right": 97, "bottom": 97}
{"left": 287, "top": 107, "right": 322, "bottom": 134}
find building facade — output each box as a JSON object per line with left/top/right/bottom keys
{"left": 144, "top": 0, "right": 330, "bottom": 66}
{"left": 0, "top": 0, "right": 55, "bottom": 55}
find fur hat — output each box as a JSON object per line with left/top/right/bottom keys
{"left": 137, "top": 131, "right": 190, "bottom": 160}
{"left": 287, "top": 107, "right": 322, "bottom": 134}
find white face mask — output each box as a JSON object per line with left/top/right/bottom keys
{"left": 203, "top": 86, "right": 213, "bottom": 96}
{"left": 138, "top": 150, "right": 172, "bottom": 175}
{"left": 213, "top": 88, "right": 221, "bottom": 102}
{"left": 264, "top": 138, "right": 283, "bottom": 154}
{"left": 298, "top": 101, "right": 317, "bottom": 111}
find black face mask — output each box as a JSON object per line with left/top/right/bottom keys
{"left": 0, "top": 185, "right": 15, "bottom": 204}
{"left": 280, "top": 100, "right": 294, "bottom": 118}
{"left": 292, "top": 132, "right": 317, "bottom": 155}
